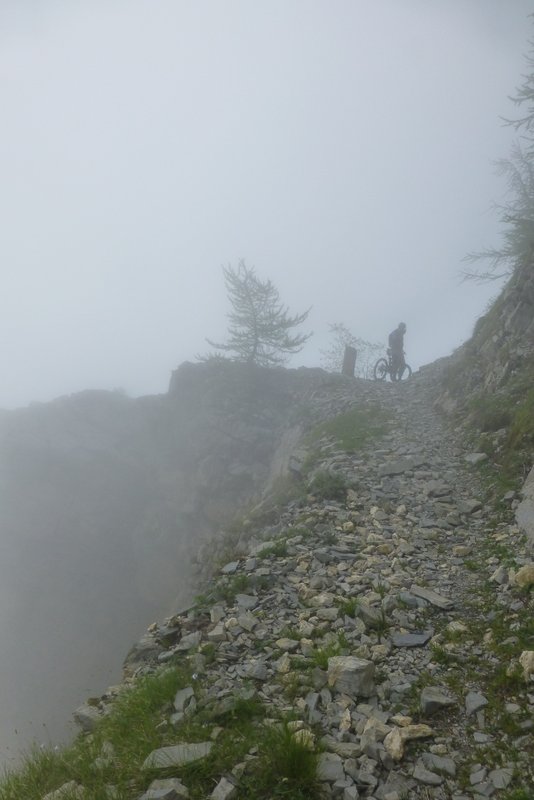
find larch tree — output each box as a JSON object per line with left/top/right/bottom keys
{"left": 207, "top": 260, "right": 311, "bottom": 366}
{"left": 463, "top": 31, "right": 534, "bottom": 283}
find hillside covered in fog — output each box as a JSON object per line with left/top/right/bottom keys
{"left": 0, "top": 363, "right": 331, "bottom": 762}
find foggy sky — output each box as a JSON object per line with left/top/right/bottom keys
{"left": 1, "top": 0, "right": 532, "bottom": 408}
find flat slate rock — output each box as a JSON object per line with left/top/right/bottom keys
{"left": 410, "top": 585, "right": 454, "bottom": 610}
{"left": 140, "top": 777, "right": 190, "bottom": 799}
{"left": 378, "top": 459, "right": 413, "bottom": 477}
{"left": 391, "top": 630, "right": 433, "bottom": 648}
{"left": 465, "top": 692, "right": 488, "bottom": 716}
{"left": 143, "top": 742, "right": 213, "bottom": 770}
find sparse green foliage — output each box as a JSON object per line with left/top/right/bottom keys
{"left": 246, "top": 720, "right": 321, "bottom": 799}
{"left": 336, "top": 597, "right": 359, "bottom": 618}
{"left": 215, "top": 573, "right": 251, "bottom": 604}
{"left": 307, "top": 405, "right": 390, "bottom": 452}
{"left": 0, "top": 666, "right": 191, "bottom": 800}
{"left": 321, "top": 322, "right": 383, "bottom": 378}
{"left": 311, "top": 632, "right": 350, "bottom": 669}
{"left": 308, "top": 470, "right": 347, "bottom": 501}
{"left": 258, "top": 539, "right": 289, "bottom": 558}
{"left": 463, "top": 144, "right": 534, "bottom": 282}
{"left": 207, "top": 260, "right": 311, "bottom": 366}
{"left": 463, "top": 31, "right": 534, "bottom": 283}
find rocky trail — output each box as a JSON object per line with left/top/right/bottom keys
{"left": 57, "top": 370, "right": 534, "bottom": 800}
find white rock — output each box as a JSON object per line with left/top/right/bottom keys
{"left": 210, "top": 777, "right": 237, "bottom": 800}
{"left": 383, "top": 724, "right": 434, "bottom": 761}
{"left": 142, "top": 742, "right": 213, "bottom": 770}
{"left": 43, "top": 782, "right": 86, "bottom": 800}
{"left": 519, "top": 650, "right": 534, "bottom": 681}
{"left": 514, "top": 563, "right": 534, "bottom": 589}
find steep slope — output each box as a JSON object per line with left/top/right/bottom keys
{"left": 3, "top": 369, "right": 533, "bottom": 799}
{"left": 436, "top": 260, "right": 534, "bottom": 490}
{"left": 0, "top": 362, "right": 331, "bottom": 763}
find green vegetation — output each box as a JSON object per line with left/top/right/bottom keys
{"left": 320, "top": 322, "right": 383, "bottom": 379}
{"left": 257, "top": 539, "right": 289, "bottom": 558}
{"left": 449, "top": 359, "right": 534, "bottom": 496}
{"left": 335, "top": 597, "right": 359, "bottom": 618}
{"left": 240, "top": 721, "right": 322, "bottom": 799}
{"left": 0, "top": 666, "right": 191, "bottom": 800}
{"left": 307, "top": 470, "right": 347, "bottom": 501}
{"left": 306, "top": 405, "right": 390, "bottom": 453}
{"left": 404, "top": 519, "right": 534, "bottom": 795}
{"left": 468, "top": 392, "right": 513, "bottom": 434}
{"left": 503, "top": 791, "right": 534, "bottom": 800}
{"left": 311, "top": 631, "right": 350, "bottom": 669}
{"left": 215, "top": 574, "right": 251, "bottom": 604}
{"left": 462, "top": 25, "right": 534, "bottom": 284}
{"left": 0, "top": 666, "right": 323, "bottom": 800}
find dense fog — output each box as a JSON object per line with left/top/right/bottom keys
{"left": 0, "top": 1, "right": 532, "bottom": 409}
{"left": 0, "top": 0, "right": 532, "bottom": 765}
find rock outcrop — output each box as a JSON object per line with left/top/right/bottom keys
{"left": 0, "top": 362, "right": 339, "bottom": 762}
{"left": 64, "top": 369, "right": 533, "bottom": 799}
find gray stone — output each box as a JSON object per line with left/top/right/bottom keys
{"left": 221, "top": 561, "right": 239, "bottom": 574}
{"left": 140, "top": 778, "right": 190, "bottom": 799}
{"left": 327, "top": 656, "right": 375, "bottom": 698}
{"left": 470, "top": 766, "right": 487, "bottom": 784}
{"left": 465, "top": 692, "right": 488, "bottom": 716}
{"left": 43, "top": 783, "right": 85, "bottom": 800}
{"left": 235, "top": 594, "right": 258, "bottom": 609}
{"left": 392, "top": 631, "right": 433, "bottom": 648}
{"left": 239, "top": 659, "right": 268, "bottom": 680}
{"left": 420, "top": 686, "right": 456, "bottom": 715}
{"left": 471, "top": 782, "right": 496, "bottom": 797}
{"left": 489, "top": 565, "right": 509, "bottom": 584}
{"left": 488, "top": 768, "right": 513, "bottom": 789}
{"left": 413, "top": 764, "right": 443, "bottom": 785}
{"left": 356, "top": 601, "right": 384, "bottom": 628}
{"left": 174, "top": 686, "right": 195, "bottom": 712}
{"left": 378, "top": 459, "right": 413, "bottom": 476}
{"left": 210, "top": 776, "right": 237, "bottom": 800}
{"left": 422, "top": 752, "right": 457, "bottom": 777}
{"left": 73, "top": 703, "right": 102, "bottom": 732}
{"left": 410, "top": 585, "right": 454, "bottom": 610}
{"left": 317, "top": 753, "right": 345, "bottom": 782}
{"left": 207, "top": 622, "right": 226, "bottom": 642}
{"left": 457, "top": 498, "right": 482, "bottom": 514}
{"left": 356, "top": 768, "right": 378, "bottom": 789}
{"left": 426, "top": 479, "right": 452, "bottom": 497}
{"left": 464, "top": 453, "right": 488, "bottom": 465}
{"left": 142, "top": 742, "right": 213, "bottom": 770}
{"left": 175, "top": 631, "right": 202, "bottom": 651}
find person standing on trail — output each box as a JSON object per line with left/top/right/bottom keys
{"left": 388, "top": 322, "right": 407, "bottom": 380}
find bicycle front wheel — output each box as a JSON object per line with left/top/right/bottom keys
{"left": 398, "top": 364, "right": 412, "bottom": 381}
{"left": 373, "top": 358, "right": 389, "bottom": 381}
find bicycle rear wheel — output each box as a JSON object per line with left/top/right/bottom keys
{"left": 373, "top": 358, "right": 389, "bottom": 381}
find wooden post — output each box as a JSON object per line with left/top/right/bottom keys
{"left": 341, "top": 345, "right": 357, "bottom": 377}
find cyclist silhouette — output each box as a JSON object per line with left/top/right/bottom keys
{"left": 388, "top": 322, "right": 407, "bottom": 381}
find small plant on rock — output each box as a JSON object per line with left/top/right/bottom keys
{"left": 249, "top": 719, "right": 321, "bottom": 799}
{"left": 336, "top": 597, "right": 359, "bottom": 618}
{"left": 308, "top": 470, "right": 347, "bottom": 501}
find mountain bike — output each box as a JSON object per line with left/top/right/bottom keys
{"left": 373, "top": 350, "right": 412, "bottom": 381}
